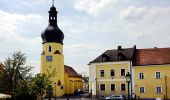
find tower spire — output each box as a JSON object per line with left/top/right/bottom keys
{"left": 52, "top": 0, "right": 54, "bottom": 6}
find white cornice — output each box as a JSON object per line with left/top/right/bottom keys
{"left": 97, "top": 79, "right": 126, "bottom": 82}
{"left": 89, "top": 61, "right": 131, "bottom": 66}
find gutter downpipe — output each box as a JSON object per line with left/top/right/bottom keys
{"left": 165, "top": 75, "right": 167, "bottom": 99}
{"left": 130, "top": 60, "right": 133, "bottom": 99}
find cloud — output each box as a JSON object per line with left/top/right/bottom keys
{"left": 1, "top": 0, "right": 170, "bottom": 75}
{"left": 75, "top": 0, "right": 121, "bottom": 16}
{"left": 120, "top": 6, "right": 170, "bottom": 45}
{"left": 64, "top": 43, "right": 107, "bottom": 76}
{"left": 0, "top": 10, "right": 43, "bottom": 73}
{"left": 120, "top": 6, "right": 147, "bottom": 22}
{"left": 64, "top": 43, "right": 104, "bottom": 64}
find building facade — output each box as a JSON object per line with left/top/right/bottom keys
{"left": 40, "top": 2, "right": 83, "bottom": 97}
{"left": 89, "top": 46, "right": 170, "bottom": 99}
{"left": 133, "top": 48, "right": 170, "bottom": 99}
{"left": 64, "top": 65, "right": 83, "bottom": 95}
{"left": 89, "top": 46, "right": 136, "bottom": 98}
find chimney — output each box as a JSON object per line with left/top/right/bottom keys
{"left": 134, "top": 45, "right": 136, "bottom": 49}
{"left": 118, "top": 46, "right": 122, "bottom": 50}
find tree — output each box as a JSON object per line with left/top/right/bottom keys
{"left": 79, "top": 72, "right": 89, "bottom": 82}
{"left": 29, "top": 74, "right": 50, "bottom": 100}
{"left": 29, "top": 69, "right": 57, "bottom": 100}
{"left": 0, "top": 66, "right": 10, "bottom": 93}
{"left": 1, "top": 51, "right": 33, "bottom": 98}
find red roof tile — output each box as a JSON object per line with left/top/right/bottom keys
{"left": 64, "top": 65, "right": 82, "bottom": 78}
{"left": 133, "top": 48, "right": 170, "bottom": 66}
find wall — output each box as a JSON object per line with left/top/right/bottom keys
{"left": 41, "top": 43, "right": 65, "bottom": 96}
{"left": 64, "top": 74, "right": 83, "bottom": 95}
{"left": 134, "top": 65, "right": 170, "bottom": 99}
{"left": 89, "top": 61, "right": 131, "bottom": 97}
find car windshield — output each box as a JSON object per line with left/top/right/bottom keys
{"left": 112, "top": 95, "right": 121, "bottom": 97}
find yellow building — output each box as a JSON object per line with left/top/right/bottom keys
{"left": 133, "top": 48, "right": 170, "bottom": 99}
{"left": 40, "top": 2, "right": 83, "bottom": 97}
{"left": 89, "top": 46, "right": 170, "bottom": 99}
{"left": 89, "top": 46, "right": 136, "bottom": 98}
{"left": 64, "top": 65, "right": 83, "bottom": 95}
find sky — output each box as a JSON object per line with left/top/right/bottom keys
{"left": 0, "top": 0, "right": 170, "bottom": 75}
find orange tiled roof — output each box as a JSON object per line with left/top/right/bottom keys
{"left": 64, "top": 65, "right": 82, "bottom": 78}
{"left": 133, "top": 48, "right": 170, "bottom": 66}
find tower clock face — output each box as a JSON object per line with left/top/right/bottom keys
{"left": 46, "top": 56, "right": 52, "bottom": 62}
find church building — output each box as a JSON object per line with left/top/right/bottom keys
{"left": 40, "top": 1, "right": 83, "bottom": 97}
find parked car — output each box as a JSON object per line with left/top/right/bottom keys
{"left": 105, "top": 95, "right": 126, "bottom": 100}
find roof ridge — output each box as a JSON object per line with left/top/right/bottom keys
{"left": 137, "top": 47, "right": 170, "bottom": 50}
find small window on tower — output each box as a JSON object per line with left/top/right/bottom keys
{"left": 48, "top": 46, "right": 52, "bottom": 52}
{"left": 46, "top": 56, "right": 52, "bottom": 62}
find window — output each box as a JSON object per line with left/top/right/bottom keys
{"left": 110, "top": 69, "right": 115, "bottom": 76}
{"left": 102, "top": 56, "right": 107, "bottom": 61}
{"left": 100, "top": 70, "right": 104, "bottom": 77}
{"left": 48, "top": 46, "right": 52, "bottom": 52}
{"left": 156, "top": 86, "right": 162, "bottom": 94}
{"left": 102, "top": 54, "right": 110, "bottom": 62}
{"left": 121, "top": 84, "right": 125, "bottom": 91}
{"left": 121, "top": 69, "right": 125, "bottom": 76}
{"left": 111, "top": 84, "right": 115, "bottom": 91}
{"left": 118, "top": 55, "right": 123, "bottom": 61}
{"left": 100, "top": 84, "right": 105, "bottom": 91}
{"left": 46, "top": 56, "right": 52, "bottom": 62}
{"left": 139, "top": 87, "right": 145, "bottom": 93}
{"left": 139, "top": 73, "right": 144, "bottom": 79}
{"left": 156, "top": 72, "right": 161, "bottom": 79}
{"left": 118, "top": 53, "right": 126, "bottom": 61}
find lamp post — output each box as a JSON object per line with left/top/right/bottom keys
{"left": 54, "top": 82, "right": 56, "bottom": 100}
{"left": 95, "top": 78, "right": 97, "bottom": 99}
{"left": 125, "top": 72, "right": 131, "bottom": 100}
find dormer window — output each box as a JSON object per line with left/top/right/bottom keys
{"left": 48, "top": 46, "right": 52, "bottom": 52}
{"left": 102, "top": 54, "right": 110, "bottom": 62}
{"left": 118, "top": 55, "right": 123, "bottom": 60}
{"left": 102, "top": 56, "right": 107, "bottom": 61}
{"left": 118, "top": 53, "right": 125, "bottom": 61}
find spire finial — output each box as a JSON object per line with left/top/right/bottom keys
{"left": 52, "top": 0, "right": 54, "bottom": 6}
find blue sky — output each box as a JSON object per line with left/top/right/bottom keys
{"left": 0, "top": 0, "right": 170, "bottom": 75}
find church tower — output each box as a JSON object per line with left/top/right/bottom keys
{"left": 41, "top": 0, "right": 65, "bottom": 96}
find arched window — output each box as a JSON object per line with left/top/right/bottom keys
{"left": 48, "top": 46, "right": 52, "bottom": 52}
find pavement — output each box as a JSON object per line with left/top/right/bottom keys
{"left": 44, "top": 98, "right": 96, "bottom": 100}
{"left": 44, "top": 92, "right": 100, "bottom": 100}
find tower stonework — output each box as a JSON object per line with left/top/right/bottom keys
{"left": 40, "top": 2, "right": 65, "bottom": 96}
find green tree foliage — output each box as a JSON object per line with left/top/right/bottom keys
{"left": 29, "top": 69, "right": 57, "bottom": 100}
{"left": 29, "top": 74, "right": 50, "bottom": 100}
{"left": 1, "top": 51, "right": 33, "bottom": 98}
{"left": 0, "top": 68, "right": 10, "bottom": 93}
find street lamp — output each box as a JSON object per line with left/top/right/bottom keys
{"left": 95, "top": 78, "right": 97, "bottom": 99}
{"left": 125, "top": 72, "right": 131, "bottom": 100}
{"left": 54, "top": 82, "right": 56, "bottom": 100}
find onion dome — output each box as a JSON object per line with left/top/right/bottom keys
{"left": 41, "top": 4, "right": 64, "bottom": 44}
